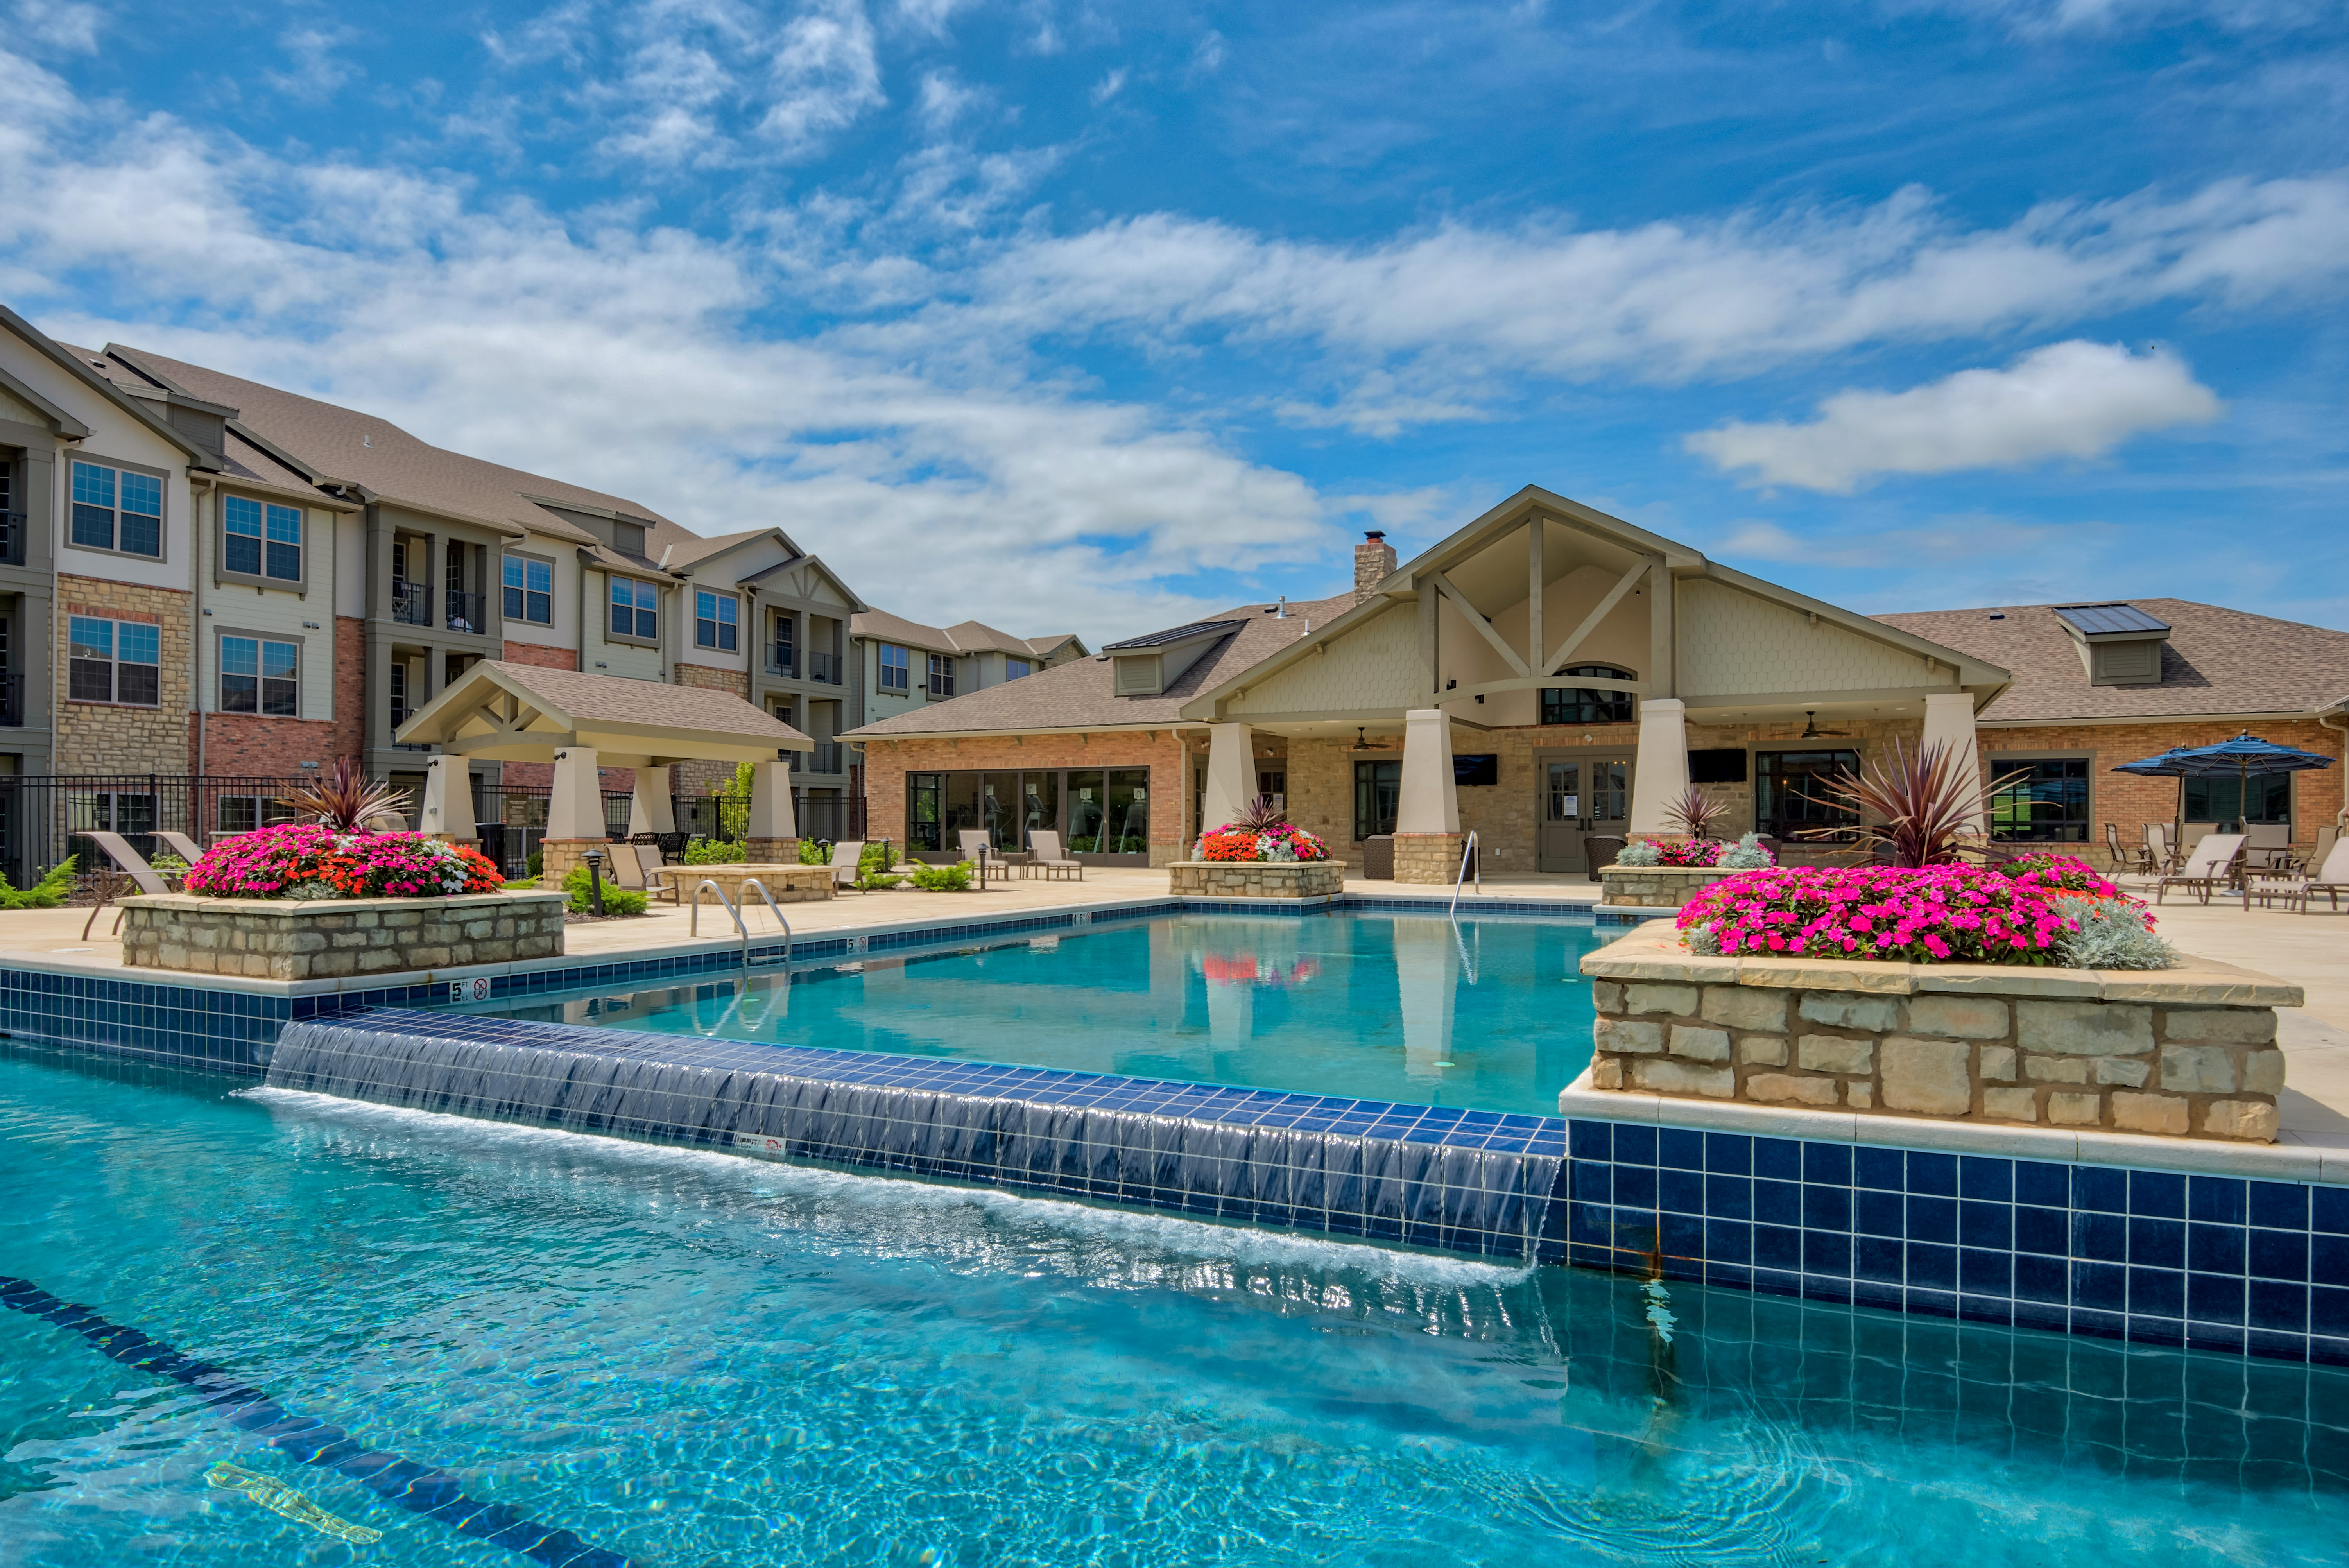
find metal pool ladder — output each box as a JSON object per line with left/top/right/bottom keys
{"left": 691, "top": 879, "right": 794, "bottom": 969}
{"left": 1449, "top": 830, "right": 1482, "bottom": 915}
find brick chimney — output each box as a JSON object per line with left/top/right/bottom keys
{"left": 1353, "top": 530, "right": 1397, "bottom": 602}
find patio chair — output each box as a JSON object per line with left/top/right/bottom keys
{"left": 2104, "top": 823, "right": 2152, "bottom": 876}
{"left": 629, "top": 844, "right": 685, "bottom": 906}
{"left": 2153, "top": 832, "right": 2245, "bottom": 906}
{"left": 828, "top": 840, "right": 867, "bottom": 894}
{"left": 2245, "top": 822, "right": 2293, "bottom": 874}
{"left": 2144, "top": 824, "right": 2176, "bottom": 875}
{"left": 81, "top": 830, "right": 179, "bottom": 940}
{"left": 955, "top": 830, "right": 1001, "bottom": 869}
{"left": 1582, "top": 834, "right": 1627, "bottom": 871}
{"left": 156, "top": 830, "right": 208, "bottom": 868}
{"left": 2302, "top": 837, "right": 2349, "bottom": 913}
{"left": 1024, "top": 830, "right": 1084, "bottom": 882}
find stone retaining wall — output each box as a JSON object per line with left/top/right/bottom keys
{"left": 1596, "top": 864, "right": 1735, "bottom": 909}
{"left": 1168, "top": 860, "right": 1346, "bottom": 898}
{"left": 122, "top": 891, "right": 567, "bottom": 981}
{"left": 1581, "top": 921, "right": 2300, "bottom": 1142}
{"left": 675, "top": 864, "right": 835, "bottom": 905}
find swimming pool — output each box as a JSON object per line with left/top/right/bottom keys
{"left": 476, "top": 911, "right": 1609, "bottom": 1118}
{"left": 3, "top": 1048, "right": 2344, "bottom": 1566}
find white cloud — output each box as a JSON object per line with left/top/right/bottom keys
{"left": 0, "top": 47, "right": 1333, "bottom": 644}
{"left": 760, "top": 0, "right": 886, "bottom": 156}
{"left": 1090, "top": 68, "right": 1127, "bottom": 106}
{"left": 1683, "top": 340, "right": 2223, "bottom": 493}
{"left": 1272, "top": 372, "right": 1488, "bottom": 438}
{"left": 1908, "top": 0, "right": 2334, "bottom": 36}
{"left": 7, "top": 0, "right": 102, "bottom": 54}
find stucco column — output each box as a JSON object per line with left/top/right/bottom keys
{"left": 1627, "top": 699, "right": 1691, "bottom": 840}
{"left": 1200, "top": 722, "right": 1254, "bottom": 837}
{"left": 537, "top": 745, "right": 606, "bottom": 887}
{"left": 627, "top": 765, "right": 677, "bottom": 837}
{"left": 745, "top": 758, "right": 800, "bottom": 862}
{"left": 419, "top": 756, "right": 478, "bottom": 844}
{"left": 1392, "top": 708, "right": 1462, "bottom": 883}
{"left": 1922, "top": 692, "right": 1985, "bottom": 835}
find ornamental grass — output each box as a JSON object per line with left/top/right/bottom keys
{"left": 182, "top": 823, "right": 503, "bottom": 900}
{"left": 1675, "top": 858, "right": 2155, "bottom": 968}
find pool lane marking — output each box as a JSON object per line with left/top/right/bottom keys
{"left": 0, "top": 1276, "right": 632, "bottom": 1568}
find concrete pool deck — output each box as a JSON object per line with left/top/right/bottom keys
{"left": 4, "top": 866, "right": 2341, "bottom": 1146}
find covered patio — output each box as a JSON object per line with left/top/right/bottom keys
{"left": 392, "top": 661, "right": 813, "bottom": 882}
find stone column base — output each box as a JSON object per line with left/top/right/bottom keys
{"left": 1392, "top": 832, "right": 1465, "bottom": 884}
{"left": 745, "top": 837, "right": 802, "bottom": 865}
{"left": 537, "top": 837, "right": 609, "bottom": 887}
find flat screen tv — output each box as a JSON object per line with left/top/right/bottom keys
{"left": 1453, "top": 753, "right": 1499, "bottom": 787}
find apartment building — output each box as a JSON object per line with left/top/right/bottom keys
{"left": 853, "top": 609, "right": 1085, "bottom": 727}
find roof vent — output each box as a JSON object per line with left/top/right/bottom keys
{"left": 2053, "top": 603, "right": 2171, "bottom": 688}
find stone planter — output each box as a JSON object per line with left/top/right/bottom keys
{"left": 1169, "top": 860, "right": 1347, "bottom": 898}
{"left": 121, "top": 891, "right": 567, "bottom": 981}
{"left": 677, "top": 864, "right": 835, "bottom": 905}
{"left": 1579, "top": 920, "right": 2301, "bottom": 1142}
{"left": 1596, "top": 863, "right": 1741, "bottom": 909}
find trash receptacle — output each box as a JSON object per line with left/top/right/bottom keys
{"left": 1362, "top": 834, "right": 1394, "bottom": 880}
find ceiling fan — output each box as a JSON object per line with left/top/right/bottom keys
{"left": 1799, "top": 711, "right": 1853, "bottom": 740}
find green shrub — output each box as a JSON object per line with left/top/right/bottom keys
{"left": 858, "top": 842, "right": 895, "bottom": 873}
{"left": 561, "top": 864, "right": 648, "bottom": 917}
{"left": 2050, "top": 894, "right": 2177, "bottom": 971}
{"left": 798, "top": 838, "right": 832, "bottom": 866}
{"left": 906, "top": 859, "right": 973, "bottom": 892}
{"left": 525, "top": 848, "right": 543, "bottom": 879}
{"left": 684, "top": 837, "right": 746, "bottom": 865}
{"left": 0, "top": 855, "right": 77, "bottom": 910}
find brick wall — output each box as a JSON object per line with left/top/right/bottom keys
{"left": 189, "top": 614, "right": 371, "bottom": 778}
{"left": 333, "top": 618, "right": 365, "bottom": 764}
{"left": 1975, "top": 717, "right": 2345, "bottom": 847}
{"left": 672, "top": 663, "right": 750, "bottom": 796}
{"left": 502, "top": 640, "right": 577, "bottom": 671}
{"left": 862, "top": 729, "right": 1192, "bottom": 863}
{"left": 55, "top": 576, "right": 192, "bottom": 774}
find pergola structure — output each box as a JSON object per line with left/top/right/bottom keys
{"left": 394, "top": 661, "right": 813, "bottom": 862}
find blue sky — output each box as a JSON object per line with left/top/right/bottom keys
{"left": 3, "top": 0, "right": 2344, "bottom": 643}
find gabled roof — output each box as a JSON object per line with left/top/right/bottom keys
{"left": 1102, "top": 618, "right": 1247, "bottom": 651}
{"left": 2, "top": 305, "right": 218, "bottom": 468}
{"left": 395, "top": 660, "right": 811, "bottom": 763}
{"left": 850, "top": 609, "right": 1080, "bottom": 659}
{"left": 1873, "top": 600, "right": 2349, "bottom": 724}
{"left": 844, "top": 596, "right": 1352, "bottom": 739}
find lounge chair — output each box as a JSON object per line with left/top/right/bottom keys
{"left": 156, "top": 830, "right": 208, "bottom": 867}
{"left": 2245, "top": 821, "right": 2293, "bottom": 874}
{"left": 2145, "top": 824, "right": 2175, "bottom": 875}
{"left": 2301, "top": 837, "right": 2349, "bottom": 913}
{"left": 81, "top": 830, "right": 179, "bottom": 940}
{"left": 828, "top": 839, "right": 867, "bottom": 894}
{"left": 2154, "top": 832, "right": 2245, "bottom": 906}
{"left": 1024, "top": 830, "right": 1084, "bottom": 881}
{"left": 627, "top": 844, "right": 686, "bottom": 905}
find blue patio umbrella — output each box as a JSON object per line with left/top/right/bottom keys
{"left": 2112, "top": 732, "right": 2335, "bottom": 832}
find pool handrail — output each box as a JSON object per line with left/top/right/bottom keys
{"left": 1449, "top": 829, "right": 1481, "bottom": 915}
{"left": 690, "top": 879, "right": 752, "bottom": 970}
{"left": 736, "top": 878, "right": 794, "bottom": 966}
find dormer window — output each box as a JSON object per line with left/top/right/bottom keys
{"left": 2053, "top": 604, "right": 2169, "bottom": 688}
{"left": 1113, "top": 654, "right": 1162, "bottom": 695}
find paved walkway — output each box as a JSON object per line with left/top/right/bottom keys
{"left": 5, "top": 867, "right": 2340, "bottom": 1141}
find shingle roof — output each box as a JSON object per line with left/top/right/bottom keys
{"left": 844, "top": 594, "right": 1356, "bottom": 737}
{"left": 849, "top": 609, "right": 1078, "bottom": 659}
{"left": 1873, "top": 600, "right": 2349, "bottom": 723}
{"left": 73, "top": 343, "right": 707, "bottom": 556}
{"left": 484, "top": 661, "right": 806, "bottom": 740}
{"left": 1101, "top": 618, "right": 1247, "bottom": 651}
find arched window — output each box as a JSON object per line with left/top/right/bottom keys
{"left": 1540, "top": 665, "right": 1636, "bottom": 726}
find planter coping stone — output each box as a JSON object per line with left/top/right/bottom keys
{"left": 129, "top": 890, "right": 565, "bottom": 917}
{"left": 1582, "top": 919, "right": 2304, "bottom": 1009}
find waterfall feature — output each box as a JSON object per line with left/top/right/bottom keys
{"left": 267, "top": 1009, "right": 1570, "bottom": 1262}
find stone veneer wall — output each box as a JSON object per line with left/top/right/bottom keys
{"left": 681, "top": 864, "right": 834, "bottom": 904}
{"left": 1596, "top": 863, "right": 1733, "bottom": 909}
{"left": 1166, "top": 860, "right": 1346, "bottom": 898}
{"left": 54, "top": 575, "right": 193, "bottom": 773}
{"left": 122, "top": 891, "right": 566, "bottom": 980}
{"left": 1584, "top": 921, "right": 2297, "bottom": 1142}
{"left": 1392, "top": 831, "right": 1464, "bottom": 885}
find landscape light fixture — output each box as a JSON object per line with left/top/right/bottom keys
{"left": 583, "top": 849, "right": 606, "bottom": 916}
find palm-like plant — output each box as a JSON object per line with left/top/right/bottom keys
{"left": 274, "top": 758, "right": 413, "bottom": 833}
{"left": 1233, "top": 794, "right": 1288, "bottom": 832}
{"left": 1664, "top": 784, "right": 1728, "bottom": 840}
{"left": 1795, "top": 739, "right": 2025, "bottom": 867}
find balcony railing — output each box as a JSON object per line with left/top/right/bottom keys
{"left": 767, "top": 642, "right": 796, "bottom": 677}
{"left": 391, "top": 580, "right": 431, "bottom": 626}
{"left": 0, "top": 510, "right": 23, "bottom": 567}
{"left": 788, "top": 742, "right": 845, "bottom": 775}
{"left": 0, "top": 672, "right": 21, "bottom": 727}
{"left": 446, "top": 588, "right": 486, "bottom": 634}
{"left": 807, "top": 650, "right": 841, "bottom": 685}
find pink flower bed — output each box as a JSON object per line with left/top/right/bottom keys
{"left": 1675, "top": 859, "right": 2148, "bottom": 966}
{"left": 1196, "top": 822, "right": 1332, "bottom": 862}
{"left": 181, "top": 823, "right": 503, "bottom": 900}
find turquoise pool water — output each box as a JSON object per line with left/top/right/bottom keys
{"left": 2, "top": 1051, "right": 2344, "bottom": 1566}
{"left": 482, "top": 912, "right": 1609, "bottom": 1118}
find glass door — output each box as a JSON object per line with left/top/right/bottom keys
{"left": 1537, "top": 755, "right": 1632, "bottom": 872}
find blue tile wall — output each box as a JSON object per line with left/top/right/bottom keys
{"left": 1564, "top": 1118, "right": 2349, "bottom": 1367}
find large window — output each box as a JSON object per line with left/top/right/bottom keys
{"left": 905, "top": 767, "right": 1149, "bottom": 857}
{"left": 2184, "top": 774, "right": 2292, "bottom": 828}
{"left": 926, "top": 652, "right": 956, "bottom": 697}
{"left": 223, "top": 495, "right": 302, "bottom": 582}
{"left": 218, "top": 794, "right": 297, "bottom": 835}
{"left": 1005, "top": 658, "right": 1031, "bottom": 681}
{"left": 879, "top": 643, "right": 908, "bottom": 691}
{"left": 1988, "top": 756, "right": 2091, "bottom": 842}
{"left": 695, "top": 590, "right": 738, "bottom": 651}
{"left": 609, "top": 576, "right": 658, "bottom": 640}
{"left": 220, "top": 635, "right": 299, "bottom": 717}
{"left": 70, "top": 460, "right": 163, "bottom": 557}
{"left": 1354, "top": 758, "right": 1402, "bottom": 841}
{"left": 1754, "top": 749, "right": 1861, "bottom": 836}
{"left": 68, "top": 616, "right": 160, "bottom": 706}
{"left": 1540, "top": 665, "right": 1636, "bottom": 726}
{"left": 503, "top": 556, "right": 553, "bottom": 624}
